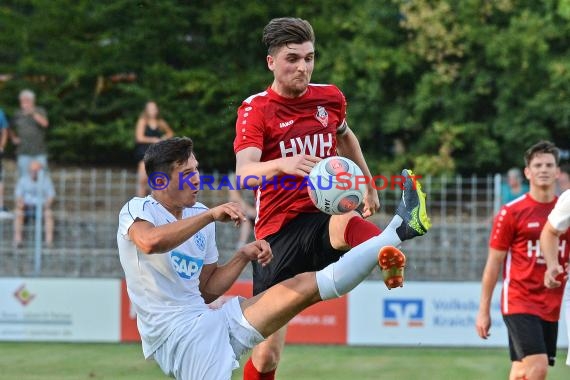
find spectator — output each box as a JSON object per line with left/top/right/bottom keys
{"left": 501, "top": 167, "right": 529, "bottom": 204}
{"left": 13, "top": 161, "right": 55, "bottom": 248}
{"left": 557, "top": 163, "right": 570, "bottom": 195}
{"left": 134, "top": 101, "right": 174, "bottom": 197}
{"left": 11, "top": 89, "right": 49, "bottom": 178}
{"left": 228, "top": 172, "right": 257, "bottom": 249}
{"left": 0, "top": 107, "right": 11, "bottom": 219}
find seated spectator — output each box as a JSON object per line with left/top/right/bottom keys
{"left": 501, "top": 167, "right": 529, "bottom": 204}
{"left": 13, "top": 161, "right": 55, "bottom": 248}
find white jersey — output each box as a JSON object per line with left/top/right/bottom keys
{"left": 548, "top": 189, "right": 570, "bottom": 365}
{"left": 117, "top": 196, "right": 218, "bottom": 358}
{"left": 548, "top": 189, "right": 570, "bottom": 232}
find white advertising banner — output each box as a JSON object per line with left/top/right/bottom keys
{"left": 0, "top": 278, "right": 120, "bottom": 342}
{"left": 348, "top": 281, "right": 568, "bottom": 348}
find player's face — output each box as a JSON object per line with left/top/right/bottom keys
{"left": 168, "top": 154, "right": 200, "bottom": 208}
{"left": 524, "top": 153, "right": 559, "bottom": 189}
{"left": 267, "top": 41, "right": 314, "bottom": 98}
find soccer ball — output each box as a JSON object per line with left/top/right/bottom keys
{"left": 308, "top": 156, "right": 365, "bottom": 215}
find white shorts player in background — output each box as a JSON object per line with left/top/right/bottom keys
{"left": 117, "top": 137, "right": 430, "bottom": 380}
{"left": 541, "top": 188, "right": 570, "bottom": 367}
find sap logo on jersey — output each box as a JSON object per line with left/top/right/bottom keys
{"left": 171, "top": 251, "right": 204, "bottom": 279}
{"left": 383, "top": 299, "right": 424, "bottom": 327}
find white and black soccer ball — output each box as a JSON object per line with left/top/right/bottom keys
{"left": 308, "top": 156, "right": 365, "bottom": 215}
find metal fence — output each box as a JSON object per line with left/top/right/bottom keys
{"left": 0, "top": 161, "right": 502, "bottom": 281}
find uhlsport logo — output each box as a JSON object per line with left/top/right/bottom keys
{"left": 383, "top": 299, "right": 424, "bottom": 327}
{"left": 170, "top": 251, "right": 204, "bottom": 279}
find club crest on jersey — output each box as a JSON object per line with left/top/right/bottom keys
{"left": 194, "top": 231, "right": 206, "bottom": 251}
{"left": 170, "top": 251, "right": 204, "bottom": 279}
{"left": 315, "top": 106, "right": 328, "bottom": 128}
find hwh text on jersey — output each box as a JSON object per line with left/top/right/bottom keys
{"left": 279, "top": 133, "right": 333, "bottom": 157}
{"left": 527, "top": 239, "right": 567, "bottom": 262}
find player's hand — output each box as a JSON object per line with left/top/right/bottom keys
{"left": 209, "top": 202, "right": 246, "bottom": 227}
{"left": 12, "top": 136, "right": 21, "bottom": 145}
{"left": 361, "top": 187, "right": 380, "bottom": 218}
{"left": 544, "top": 264, "right": 566, "bottom": 288}
{"left": 279, "top": 154, "right": 321, "bottom": 177}
{"left": 475, "top": 311, "right": 491, "bottom": 339}
{"left": 239, "top": 239, "right": 272, "bottom": 267}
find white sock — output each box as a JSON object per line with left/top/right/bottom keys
{"left": 316, "top": 215, "right": 403, "bottom": 300}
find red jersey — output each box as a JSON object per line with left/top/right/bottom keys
{"left": 490, "top": 193, "right": 569, "bottom": 321}
{"left": 234, "top": 84, "right": 347, "bottom": 239}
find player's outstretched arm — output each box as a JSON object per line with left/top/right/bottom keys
{"left": 128, "top": 202, "right": 245, "bottom": 254}
{"left": 236, "top": 147, "right": 320, "bottom": 187}
{"left": 335, "top": 126, "right": 379, "bottom": 217}
{"left": 199, "top": 240, "right": 272, "bottom": 303}
{"left": 540, "top": 221, "right": 566, "bottom": 288}
{"left": 476, "top": 248, "right": 506, "bottom": 339}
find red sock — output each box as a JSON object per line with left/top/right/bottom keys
{"left": 344, "top": 216, "right": 381, "bottom": 247}
{"left": 243, "top": 357, "right": 276, "bottom": 380}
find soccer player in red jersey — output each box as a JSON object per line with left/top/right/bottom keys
{"left": 476, "top": 141, "right": 569, "bottom": 380}
{"left": 234, "top": 18, "right": 430, "bottom": 379}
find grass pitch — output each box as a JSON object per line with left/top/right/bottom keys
{"left": 0, "top": 342, "right": 567, "bottom": 380}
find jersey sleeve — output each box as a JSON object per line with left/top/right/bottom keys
{"left": 234, "top": 101, "right": 265, "bottom": 153}
{"left": 118, "top": 198, "right": 156, "bottom": 239}
{"left": 489, "top": 206, "right": 516, "bottom": 251}
{"left": 204, "top": 222, "right": 219, "bottom": 265}
{"left": 335, "top": 86, "right": 348, "bottom": 135}
{"left": 548, "top": 190, "right": 570, "bottom": 232}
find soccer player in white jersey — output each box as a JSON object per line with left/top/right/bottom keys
{"left": 541, "top": 188, "right": 570, "bottom": 367}
{"left": 117, "top": 137, "right": 430, "bottom": 380}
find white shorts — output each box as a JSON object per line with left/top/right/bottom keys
{"left": 152, "top": 297, "right": 264, "bottom": 380}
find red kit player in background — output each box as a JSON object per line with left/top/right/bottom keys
{"left": 476, "top": 141, "right": 569, "bottom": 380}
{"left": 234, "top": 17, "right": 430, "bottom": 380}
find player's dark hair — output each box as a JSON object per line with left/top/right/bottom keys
{"left": 524, "top": 140, "right": 560, "bottom": 167}
{"left": 262, "top": 17, "right": 315, "bottom": 55}
{"left": 144, "top": 137, "right": 194, "bottom": 176}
